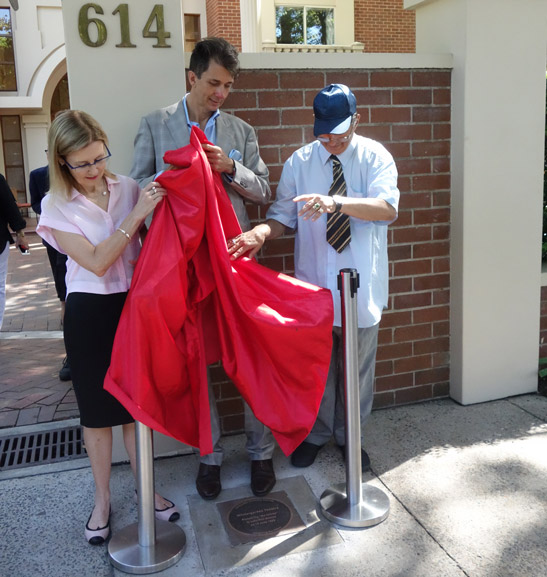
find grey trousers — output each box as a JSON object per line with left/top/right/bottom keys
{"left": 306, "top": 324, "right": 379, "bottom": 447}
{"left": 199, "top": 379, "right": 275, "bottom": 466}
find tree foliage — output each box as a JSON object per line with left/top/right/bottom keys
{"left": 276, "top": 7, "right": 304, "bottom": 44}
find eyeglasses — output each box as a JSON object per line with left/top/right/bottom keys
{"left": 63, "top": 145, "right": 111, "bottom": 171}
{"left": 316, "top": 117, "right": 357, "bottom": 143}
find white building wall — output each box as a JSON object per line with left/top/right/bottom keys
{"left": 5, "top": 0, "right": 64, "bottom": 108}
{"left": 0, "top": 1, "right": 66, "bottom": 198}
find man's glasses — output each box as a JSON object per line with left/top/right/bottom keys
{"left": 316, "top": 117, "right": 357, "bottom": 143}
{"left": 63, "top": 145, "right": 111, "bottom": 171}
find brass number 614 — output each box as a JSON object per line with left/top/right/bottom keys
{"left": 78, "top": 3, "right": 171, "bottom": 48}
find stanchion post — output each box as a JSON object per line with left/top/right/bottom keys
{"left": 108, "top": 422, "right": 186, "bottom": 574}
{"left": 341, "top": 269, "right": 362, "bottom": 506}
{"left": 320, "top": 268, "right": 390, "bottom": 528}
{"left": 136, "top": 421, "right": 156, "bottom": 548}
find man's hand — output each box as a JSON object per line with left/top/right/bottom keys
{"left": 227, "top": 225, "right": 269, "bottom": 260}
{"left": 294, "top": 194, "right": 337, "bottom": 221}
{"left": 202, "top": 143, "right": 234, "bottom": 174}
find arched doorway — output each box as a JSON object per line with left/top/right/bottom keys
{"left": 50, "top": 73, "right": 70, "bottom": 120}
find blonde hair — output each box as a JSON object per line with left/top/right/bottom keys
{"left": 47, "top": 110, "right": 115, "bottom": 199}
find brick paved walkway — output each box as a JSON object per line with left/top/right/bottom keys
{"left": 0, "top": 229, "right": 79, "bottom": 428}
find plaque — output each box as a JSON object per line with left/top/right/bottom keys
{"left": 217, "top": 490, "right": 306, "bottom": 546}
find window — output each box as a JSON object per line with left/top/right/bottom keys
{"left": 0, "top": 7, "right": 16, "bottom": 91}
{"left": 184, "top": 14, "right": 201, "bottom": 53}
{"left": 276, "top": 5, "right": 334, "bottom": 45}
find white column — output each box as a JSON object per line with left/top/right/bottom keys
{"left": 406, "top": 0, "right": 547, "bottom": 403}
{"left": 240, "top": 0, "right": 259, "bottom": 52}
{"left": 61, "top": 0, "right": 186, "bottom": 175}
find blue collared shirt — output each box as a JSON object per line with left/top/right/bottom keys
{"left": 182, "top": 94, "right": 220, "bottom": 144}
{"left": 267, "top": 135, "right": 399, "bottom": 328}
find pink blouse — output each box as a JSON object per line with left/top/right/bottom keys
{"left": 37, "top": 175, "right": 141, "bottom": 296}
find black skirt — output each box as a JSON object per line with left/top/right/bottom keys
{"left": 64, "top": 292, "right": 133, "bottom": 428}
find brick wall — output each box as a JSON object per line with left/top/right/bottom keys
{"left": 354, "top": 0, "right": 416, "bottom": 53}
{"left": 205, "top": 0, "right": 242, "bottom": 51}
{"left": 210, "top": 68, "right": 452, "bottom": 434}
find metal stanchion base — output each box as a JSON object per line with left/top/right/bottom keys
{"left": 108, "top": 520, "right": 186, "bottom": 575}
{"left": 320, "top": 482, "right": 390, "bottom": 528}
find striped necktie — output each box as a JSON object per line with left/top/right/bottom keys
{"left": 326, "top": 155, "right": 351, "bottom": 253}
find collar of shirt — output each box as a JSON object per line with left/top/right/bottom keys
{"left": 68, "top": 175, "right": 117, "bottom": 201}
{"left": 183, "top": 94, "right": 220, "bottom": 144}
{"left": 317, "top": 136, "right": 358, "bottom": 170}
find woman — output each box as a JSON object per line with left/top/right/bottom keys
{"left": 0, "top": 173, "right": 28, "bottom": 329}
{"left": 37, "top": 110, "right": 179, "bottom": 545}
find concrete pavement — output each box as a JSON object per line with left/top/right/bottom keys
{"left": 1, "top": 394, "right": 546, "bottom": 577}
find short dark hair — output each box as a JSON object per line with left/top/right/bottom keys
{"left": 189, "top": 37, "right": 240, "bottom": 79}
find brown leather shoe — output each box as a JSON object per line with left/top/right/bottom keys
{"left": 250, "top": 459, "right": 276, "bottom": 497}
{"left": 196, "top": 463, "right": 221, "bottom": 500}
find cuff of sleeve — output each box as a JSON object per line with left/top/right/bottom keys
{"left": 223, "top": 160, "right": 236, "bottom": 183}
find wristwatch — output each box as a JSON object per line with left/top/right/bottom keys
{"left": 333, "top": 197, "right": 343, "bottom": 213}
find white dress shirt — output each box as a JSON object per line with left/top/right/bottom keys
{"left": 267, "top": 134, "right": 399, "bottom": 328}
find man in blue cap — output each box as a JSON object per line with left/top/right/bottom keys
{"left": 229, "top": 84, "right": 400, "bottom": 470}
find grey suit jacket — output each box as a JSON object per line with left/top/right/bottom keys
{"left": 129, "top": 101, "right": 271, "bottom": 231}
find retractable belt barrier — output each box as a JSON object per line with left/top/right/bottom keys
{"left": 320, "top": 268, "right": 390, "bottom": 528}
{"left": 108, "top": 268, "right": 387, "bottom": 574}
{"left": 108, "top": 422, "right": 186, "bottom": 574}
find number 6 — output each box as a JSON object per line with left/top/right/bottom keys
{"left": 78, "top": 3, "right": 107, "bottom": 48}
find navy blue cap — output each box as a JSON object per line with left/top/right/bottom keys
{"left": 313, "top": 84, "right": 357, "bottom": 137}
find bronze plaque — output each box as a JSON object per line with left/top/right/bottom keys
{"left": 217, "top": 491, "right": 306, "bottom": 546}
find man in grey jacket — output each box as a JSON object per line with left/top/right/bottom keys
{"left": 130, "top": 37, "right": 275, "bottom": 501}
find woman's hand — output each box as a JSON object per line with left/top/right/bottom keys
{"left": 134, "top": 181, "right": 166, "bottom": 220}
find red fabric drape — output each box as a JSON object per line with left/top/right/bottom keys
{"left": 105, "top": 128, "right": 333, "bottom": 456}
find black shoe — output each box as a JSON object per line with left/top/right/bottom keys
{"left": 251, "top": 459, "right": 276, "bottom": 497}
{"left": 59, "top": 356, "right": 71, "bottom": 381}
{"left": 338, "top": 445, "right": 371, "bottom": 472}
{"left": 290, "top": 441, "right": 323, "bottom": 468}
{"left": 196, "top": 463, "right": 221, "bottom": 500}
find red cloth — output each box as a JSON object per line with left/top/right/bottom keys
{"left": 105, "top": 128, "right": 333, "bottom": 456}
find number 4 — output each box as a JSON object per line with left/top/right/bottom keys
{"left": 143, "top": 5, "right": 171, "bottom": 48}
